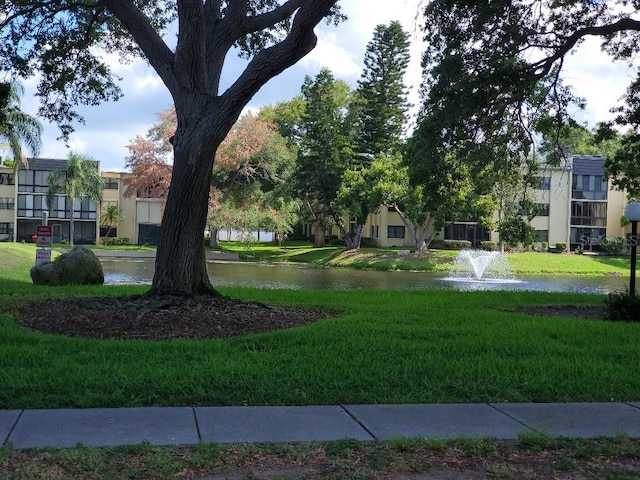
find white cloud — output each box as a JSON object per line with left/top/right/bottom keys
{"left": 300, "top": 30, "right": 361, "bottom": 78}
{"left": 562, "top": 37, "right": 635, "bottom": 126}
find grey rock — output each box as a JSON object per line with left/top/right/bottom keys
{"left": 30, "top": 246, "right": 104, "bottom": 286}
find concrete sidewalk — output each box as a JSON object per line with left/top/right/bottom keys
{"left": 2, "top": 402, "right": 640, "bottom": 449}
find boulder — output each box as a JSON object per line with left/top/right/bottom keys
{"left": 30, "top": 246, "right": 104, "bottom": 286}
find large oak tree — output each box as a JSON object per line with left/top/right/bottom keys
{"left": 1, "top": 0, "right": 341, "bottom": 296}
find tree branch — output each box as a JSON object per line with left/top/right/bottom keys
{"left": 221, "top": 0, "right": 337, "bottom": 118}
{"left": 103, "top": 0, "right": 178, "bottom": 94}
{"left": 530, "top": 17, "right": 640, "bottom": 79}
{"left": 242, "top": 0, "right": 305, "bottom": 34}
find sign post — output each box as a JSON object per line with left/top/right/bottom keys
{"left": 35, "top": 225, "right": 52, "bottom": 266}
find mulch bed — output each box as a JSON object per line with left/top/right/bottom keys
{"left": 16, "top": 295, "right": 333, "bottom": 340}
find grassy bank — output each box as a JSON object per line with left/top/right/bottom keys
{"left": 1, "top": 243, "right": 639, "bottom": 409}
{"left": 220, "top": 241, "right": 630, "bottom": 275}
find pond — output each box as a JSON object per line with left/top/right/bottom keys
{"left": 101, "top": 259, "right": 627, "bottom": 294}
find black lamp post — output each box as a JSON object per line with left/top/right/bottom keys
{"left": 624, "top": 202, "right": 640, "bottom": 296}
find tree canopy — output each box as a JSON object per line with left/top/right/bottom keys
{"left": 420, "top": 0, "right": 640, "bottom": 166}
{"left": 2, "top": 0, "right": 343, "bottom": 296}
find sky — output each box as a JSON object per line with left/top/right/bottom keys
{"left": 13, "top": 0, "right": 640, "bottom": 172}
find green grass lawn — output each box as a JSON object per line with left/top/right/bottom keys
{"left": 1, "top": 243, "right": 639, "bottom": 410}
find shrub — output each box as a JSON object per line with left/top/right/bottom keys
{"left": 555, "top": 242, "right": 567, "bottom": 253}
{"left": 101, "top": 237, "right": 130, "bottom": 246}
{"left": 479, "top": 241, "right": 498, "bottom": 251}
{"left": 430, "top": 239, "right": 472, "bottom": 250}
{"left": 360, "top": 237, "right": 378, "bottom": 248}
{"left": 601, "top": 237, "right": 630, "bottom": 256}
{"left": 605, "top": 290, "right": 640, "bottom": 322}
{"left": 541, "top": 241, "right": 548, "bottom": 252}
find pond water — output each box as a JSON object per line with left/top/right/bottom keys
{"left": 101, "top": 259, "right": 627, "bottom": 294}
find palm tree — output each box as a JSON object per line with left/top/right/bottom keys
{"left": 100, "top": 204, "right": 124, "bottom": 241}
{"left": 47, "top": 153, "right": 104, "bottom": 246}
{"left": 0, "top": 80, "right": 42, "bottom": 168}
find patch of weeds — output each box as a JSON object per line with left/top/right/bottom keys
{"left": 388, "top": 436, "right": 439, "bottom": 452}
{"left": 324, "top": 439, "right": 364, "bottom": 457}
{"left": 366, "top": 447, "right": 396, "bottom": 470}
{"left": 551, "top": 455, "right": 575, "bottom": 472}
{"left": 456, "top": 438, "right": 499, "bottom": 457}
{"left": 0, "top": 443, "right": 12, "bottom": 464}
{"left": 516, "top": 431, "right": 556, "bottom": 451}
{"left": 187, "top": 442, "right": 223, "bottom": 468}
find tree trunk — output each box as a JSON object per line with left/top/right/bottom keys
{"left": 209, "top": 226, "right": 219, "bottom": 249}
{"left": 69, "top": 197, "right": 75, "bottom": 247}
{"left": 312, "top": 223, "right": 326, "bottom": 247}
{"left": 148, "top": 110, "right": 227, "bottom": 297}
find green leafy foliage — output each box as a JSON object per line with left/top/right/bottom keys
{"left": 498, "top": 217, "right": 539, "bottom": 248}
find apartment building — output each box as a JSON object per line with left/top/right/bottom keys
{"left": 325, "top": 155, "right": 628, "bottom": 250}
{"left": 531, "top": 155, "right": 626, "bottom": 250}
{"left": 0, "top": 159, "right": 163, "bottom": 245}
{"left": 0, "top": 154, "right": 630, "bottom": 249}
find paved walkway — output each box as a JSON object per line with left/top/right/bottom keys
{"left": 2, "top": 402, "right": 640, "bottom": 449}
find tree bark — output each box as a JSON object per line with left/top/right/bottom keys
{"left": 148, "top": 104, "right": 226, "bottom": 297}
{"left": 208, "top": 226, "right": 219, "bottom": 249}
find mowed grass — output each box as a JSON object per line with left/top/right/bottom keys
{"left": 221, "top": 241, "right": 632, "bottom": 275}
{"left": 0, "top": 242, "right": 638, "bottom": 409}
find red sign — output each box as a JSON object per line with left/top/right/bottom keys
{"left": 36, "top": 226, "right": 52, "bottom": 248}
{"left": 37, "top": 226, "right": 52, "bottom": 237}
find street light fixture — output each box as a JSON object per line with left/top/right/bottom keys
{"left": 624, "top": 201, "right": 640, "bottom": 296}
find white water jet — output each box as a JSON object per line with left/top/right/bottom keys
{"left": 449, "top": 249, "right": 516, "bottom": 281}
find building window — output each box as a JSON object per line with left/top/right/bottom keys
{"left": 17, "top": 194, "right": 47, "bottom": 218}
{"left": 537, "top": 176, "right": 551, "bottom": 190}
{"left": 572, "top": 174, "right": 607, "bottom": 200}
{"left": 75, "top": 197, "right": 97, "bottom": 220}
{"left": 536, "top": 230, "right": 549, "bottom": 242}
{"left": 18, "top": 169, "right": 49, "bottom": 193}
{"left": 103, "top": 177, "right": 119, "bottom": 189}
{"left": 537, "top": 203, "right": 550, "bottom": 216}
{"left": 0, "top": 197, "right": 14, "bottom": 209}
{"left": 387, "top": 225, "right": 405, "bottom": 239}
{"left": 0, "top": 222, "right": 11, "bottom": 234}
{"left": 571, "top": 201, "right": 607, "bottom": 226}
{"left": 0, "top": 173, "right": 14, "bottom": 185}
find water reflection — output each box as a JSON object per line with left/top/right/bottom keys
{"left": 101, "top": 259, "right": 626, "bottom": 294}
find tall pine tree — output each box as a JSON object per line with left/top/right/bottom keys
{"left": 353, "top": 21, "right": 411, "bottom": 158}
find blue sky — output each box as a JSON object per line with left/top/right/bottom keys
{"left": 14, "top": 0, "right": 639, "bottom": 172}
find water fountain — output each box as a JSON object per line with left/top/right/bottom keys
{"left": 447, "top": 249, "right": 518, "bottom": 282}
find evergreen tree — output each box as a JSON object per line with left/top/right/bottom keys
{"left": 293, "top": 68, "right": 353, "bottom": 247}
{"left": 354, "top": 21, "right": 411, "bottom": 158}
